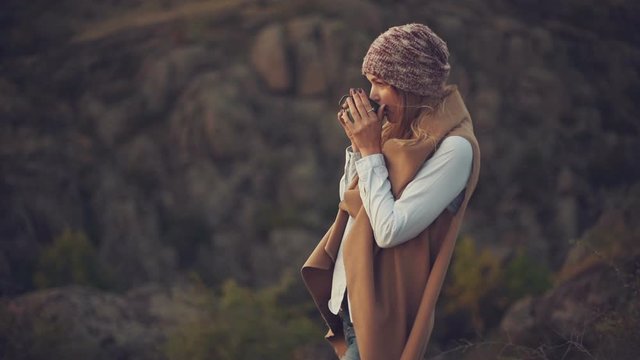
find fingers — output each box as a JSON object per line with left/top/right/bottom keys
{"left": 337, "top": 109, "right": 346, "bottom": 127}
{"left": 345, "top": 96, "right": 360, "bottom": 123}
{"left": 353, "top": 89, "right": 375, "bottom": 119}
{"left": 345, "top": 89, "right": 365, "bottom": 123}
{"left": 341, "top": 89, "right": 379, "bottom": 137}
{"left": 346, "top": 89, "right": 377, "bottom": 124}
{"left": 337, "top": 109, "right": 354, "bottom": 134}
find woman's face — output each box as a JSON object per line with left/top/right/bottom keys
{"left": 365, "top": 73, "right": 403, "bottom": 123}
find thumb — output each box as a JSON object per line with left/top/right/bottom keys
{"left": 377, "top": 104, "right": 387, "bottom": 122}
{"left": 338, "top": 111, "right": 353, "bottom": 134}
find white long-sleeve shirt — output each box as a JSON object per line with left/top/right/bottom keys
{"left": 328, "top": 135, "right": 473, "bottom": 315}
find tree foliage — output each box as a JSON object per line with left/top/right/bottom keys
{"left": 165, "top": 273, "right": 323, "bottom": 360}
{"left": 33, "top": 228, "right": 111, "bottom": 290}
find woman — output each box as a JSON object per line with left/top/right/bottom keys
{"left": 302, "top": 23, "right": 481, "bottom": 360}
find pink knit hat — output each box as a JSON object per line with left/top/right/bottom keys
{"left": 362, "top": 23, "right": 451, "bottom": 97}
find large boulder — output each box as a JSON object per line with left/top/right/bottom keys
{"left": 499, "top": 258, "right": 640, "bottom": 360}
{"left": 0, "top": 284, "right": 209, "bottom": 360}
{"left": 250, "top": 23, "right": 292, "bottom": 92}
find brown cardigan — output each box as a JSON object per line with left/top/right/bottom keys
{"left": 301, "top": 87, "right": 481, "bottom": 360}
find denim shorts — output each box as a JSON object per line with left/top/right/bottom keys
{"left": 340, "top": 307, "right": 360, "bottom": 360}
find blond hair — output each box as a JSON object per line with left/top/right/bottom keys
{"left": 381, "top": 84, "right": 455, "bottom": 147}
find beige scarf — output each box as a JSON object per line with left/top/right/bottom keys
{"left": 302, "top": 87, "right": 481, "bottom": 360}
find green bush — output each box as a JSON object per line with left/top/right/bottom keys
{"left": 445, "top": 237, "right": 503, "bottom": 332}
{"left": 165, "top": 273, "right": 323, "bottom": 360}
{"left": 33, "top": 228, "right": 111, "bottom": 289}
{"left": 444, "top": 237, "right": 552, "bottom": 334}
{"left": 503, "top": 250, "right": 552, "bottom": 300}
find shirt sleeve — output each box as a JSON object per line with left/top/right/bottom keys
{"left": 339, "top": 145, "right": 362, "bottom": 201}
{"left": 354, "top": 136, "right": 473, "bottom": 248}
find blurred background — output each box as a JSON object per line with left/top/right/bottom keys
{"left": 1, "top": 0, "right": 639, "bottom": 359}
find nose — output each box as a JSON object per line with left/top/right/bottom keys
{"left": 369, "top": 87, "right": 379, "bottom": 102}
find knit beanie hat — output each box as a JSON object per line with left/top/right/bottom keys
{"left": 362, "top": 23, "right": 451, "bottom": 97}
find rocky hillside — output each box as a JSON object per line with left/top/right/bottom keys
{"left": 1, "top": 0, "right": 639, "bottom": 358}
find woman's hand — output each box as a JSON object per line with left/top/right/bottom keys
{"left": 337, "top": 108, "right": 359, "bottom": 152}
{"left": 341, "top": 88, "right": 386, "bottom": 157}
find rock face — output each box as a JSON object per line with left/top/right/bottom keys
{"left": 498, "top": 187, "right": 640, "bottom": 360}
{"left": 250, "top": 16, "right": 359, "bottom": 96}
{"left": 251, "top": 24, "right": 292, "bottom": 92}
{"left": 499, "top": 258, "right": 640, "bottom": 360}
{"left": 0, "top": 285, "right": 210, "bottom": 360}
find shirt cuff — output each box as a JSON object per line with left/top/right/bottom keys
{"left": 355, "top": 154, "right": 386, "bottom": 179}
{"left": 346, "top": 145, "right": 362, "bottom": 161}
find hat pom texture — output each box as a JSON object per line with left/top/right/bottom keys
{"left": 362, "top": 23, "right": 451, "bottom": 97}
